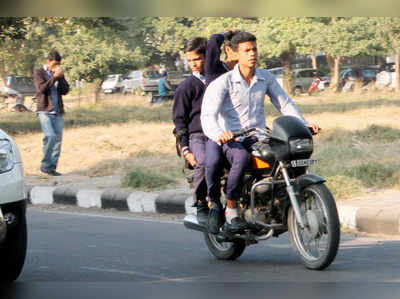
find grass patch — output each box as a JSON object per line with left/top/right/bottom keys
{"left": 121, "top": 167, "right": 175, "bottom": 189}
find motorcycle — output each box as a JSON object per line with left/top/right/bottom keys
{"left": 184, "top": 115, "right": 340, "bottom": 270}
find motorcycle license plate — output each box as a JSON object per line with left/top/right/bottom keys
{"left": 291, "top": 159, "right": 318, "bottom": 167}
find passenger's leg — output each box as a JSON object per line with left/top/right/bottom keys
{"left": 189, "top": 133, "right": 209, "bottom": 224}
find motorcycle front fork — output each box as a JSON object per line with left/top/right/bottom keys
{"left": 279, "top": 162, "right": 306, "bottom": 229}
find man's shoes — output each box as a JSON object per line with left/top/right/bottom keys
{"left": 225, "top": 217, "right": 248, "bottom": 233}
{"left": 208, "top": 208, "right": 223, "bottom": 234}
{"left": 40, "top": 167, "right": 61, "bottom": 176}
{"left": 196, "top": 203, "right": 210, "bottom": 226}
{"left": 49, "top": 170, "right": 62, "bottom": 176}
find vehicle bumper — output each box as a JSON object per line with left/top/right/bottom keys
{"left": 0, "top": 162, "right": 26, "bottom": 205}
{"left": 142, "top": 86, "right": 158, "bottom": 93}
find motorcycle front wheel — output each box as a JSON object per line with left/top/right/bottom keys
{"left": 288, "top": 183, "right": 340, "bottom": 270}
{"left": 203, "top": 232, "right": 246, "bottom": 261}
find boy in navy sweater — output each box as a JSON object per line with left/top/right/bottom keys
{"left": 172, "top": 37, "right": 209, "bottom": 224}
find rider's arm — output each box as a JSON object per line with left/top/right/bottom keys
{"left": 200, "top": 76, "right": 227, "bottom": 143}
{"left": 204, "top": 33, "right": 226, "bottom": 85}
{"left": 172, "top": 84, "right": 192, "bottom": 151}
{"left": 264, "top": 70, "right": 308, "bottom": 125}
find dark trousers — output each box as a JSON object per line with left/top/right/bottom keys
{"left": 205, "top": 138, "right": 256, "bottom": 206}
{"left": 189, "top": 133, "right": 208, "bottom": 206}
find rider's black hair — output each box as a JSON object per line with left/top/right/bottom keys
{"left": 230, "top": 31, "right": 257, "bottom": 51}
{"left": 184, "top": 37, "right": 207, "bottom": 55}
{"left": 223, "top": 30, "right": 242, "bottom": 48}
{"left": 47, "top": 50, "right": 62, "bottom": 62}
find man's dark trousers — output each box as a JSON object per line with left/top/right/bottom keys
{"left": 189, "top": 133, "right": 208, "bottom": 206}
{"left": 205, "top": 138, "right": 256, "bottom": 207}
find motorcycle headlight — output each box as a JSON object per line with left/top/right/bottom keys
{"left": 289, "top": 138, "right": 313, "bottom": 154}
{"left": 0, "top": 139, "right": 14, "bottom": 173}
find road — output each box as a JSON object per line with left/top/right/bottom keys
{"left": 5, "top": 205, "right": 400, "bottom": 298}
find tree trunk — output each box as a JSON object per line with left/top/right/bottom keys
{"left": 327, "top": 55, "right": 341, "bottom": 92}
{"left": 280, "top": 50, "right": 294, "bottom": 95}
{"left": 163, "top": 52, "right": 179, "bottom": 71}
{"left": 311, "top": 55, "right": 318, "bottom": 69}
{"left": 396, "top": 51, "right": 400, "bottom": 92}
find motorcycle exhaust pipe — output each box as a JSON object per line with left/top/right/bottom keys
{"left": 183, "top": 214, "right": 207, "bottom": 233}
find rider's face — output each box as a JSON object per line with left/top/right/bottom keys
{"left": 186, "top": 51, "right": 205, "bottom": 74}
{"left": 237, "top": 41, "right": 258, "bottom": 69}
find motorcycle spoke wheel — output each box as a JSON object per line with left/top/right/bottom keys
{"left": 288, "top": 183, "right": 340, "bottom": 270}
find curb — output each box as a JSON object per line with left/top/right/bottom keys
{"left": 28, "top": 186, "right": 195, "bottom": 215}
{"left": 338, "top": 204, "right": 400, "bottom": 236}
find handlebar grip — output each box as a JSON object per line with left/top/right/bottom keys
{"left": 232, "top": 127, "right": 257, "bottom": 139}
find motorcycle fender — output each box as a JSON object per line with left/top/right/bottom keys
{"left": 296, "top": 174, "right": 326, "bottom": 189}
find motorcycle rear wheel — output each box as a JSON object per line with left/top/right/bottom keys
{"left": 288, "top": 183, "right": 340, "bottom": 270}
{"left": 203, "top": 232, "right": 246, "bottom": 261}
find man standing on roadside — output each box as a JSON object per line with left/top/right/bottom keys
{"left": 34, "top": 50, "right": 69, "bottom": 176}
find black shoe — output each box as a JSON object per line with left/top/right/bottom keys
{"left": 208, "top": 209, "right": 223, "bottom": 234}
{"left": 197, "top": 203, "right": 210, "bottom": 226}
{"left": 40, "top": 167, "right": 52, "bottom": 175}
{"left": 225, "top": 217, "right": 248, "bottom": 233}
{"left": 49, "top": 170, "right": 62, "bottom": 176}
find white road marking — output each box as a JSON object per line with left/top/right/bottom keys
{"left": 81, "top": 266, "right": 206, "bottom": 282}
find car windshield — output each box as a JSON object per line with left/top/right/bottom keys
{"left": 144, "top": 70, "right": 161, "bottom": 79}
{"left": 361, "top": 69, "right": 378, "bottom": 78}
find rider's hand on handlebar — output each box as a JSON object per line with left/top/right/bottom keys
{"left": 184, "top": 152, "right": 197, "bottom": 168}
{"left": 307, "top": 123, "right": 320, "bottom": 135}
{"left": 218, "top": 130, "right": 240, "bottom": 144}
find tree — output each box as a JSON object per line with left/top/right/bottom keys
{"left": 301, "top": 17, "right": 380, "bottom": 91}
{"left": 375, "top": 17, "right": 400, "bottom": 91}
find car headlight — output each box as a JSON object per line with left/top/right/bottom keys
{"left": 289, "top": 138, "right": 313, "bottom": 154}
{"left": 0, "top": 138, "right": 14, "bottom": 173}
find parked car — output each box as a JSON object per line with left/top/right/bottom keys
{"left": 0, "top": 75, "right": 36, "bottom": 102}
{"left": 121, "top": 69, "right": 162, "bottom": 95}
{"left": 268, "top": 67, "right": 330, "bottom": 95}
{"left": 376, "top": 63, "right": 396, "bottom": 89}
{"left": 339, "top": 66, "right": 379, "bottom": 91}
{"left": 140, "top": 69, "right": 162, "bottom": 94}
{"left": 0, "top": 128, "right": 27, "bottom": 281}
{"left": 165, "top": 71, "right": 187, "bottom": 91}
{"left": 101, "top": 74, "right": 124, "bottom": 94}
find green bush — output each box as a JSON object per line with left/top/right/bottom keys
{"left": 121, "top": 167, "right": 175, "bottom": 190}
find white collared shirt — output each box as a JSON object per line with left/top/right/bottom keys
{"left": 192, "top": 72, "right": 206, "bottom": 85}
{"left": 201, "top": 64, "right": 307, "bottom": 143}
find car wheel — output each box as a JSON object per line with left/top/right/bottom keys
{"left": 0, "top": 212, "right": 27, "bottom": 281}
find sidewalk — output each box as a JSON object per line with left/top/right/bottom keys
{"left": 26, "top": 174, "right": 400, "bottom": 236}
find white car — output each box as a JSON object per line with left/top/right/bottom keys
{"left": 0, "top": 128, "right": 27, "bottom": 281}
{"left": 376, "top": 63, "right": 396, "bottom": 90}
{"left": 101, "top": 74, "right": 124, "bottom": 94}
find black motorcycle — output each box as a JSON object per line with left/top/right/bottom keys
{"left": 184, "top": 115, "right": 340, "bottom": 270}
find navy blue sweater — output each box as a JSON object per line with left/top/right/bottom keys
{"left": 172, "top": 75, "right": 205, "bottom": 149}
{"left": 205, "top": 33, "right": 228, "bottom": 86}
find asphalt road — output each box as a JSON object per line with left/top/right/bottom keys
{"left": 5, "top": 205, "right": 400, "bottom": 298}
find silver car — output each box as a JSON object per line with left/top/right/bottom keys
{"left": 268, "top": 67, "right": 330, "bottom": 95}
{"left": 0, "top": 128, "right": 27, "bottom": 281}
{"left": 121, "top": 69, "right": 161, "bottom": 95}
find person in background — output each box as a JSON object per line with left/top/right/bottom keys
{"left": 33, "top": 49, "right": 69, "bottom": 176}
{"left": 155, "top": 71, "right": 172, "bottom": 104}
